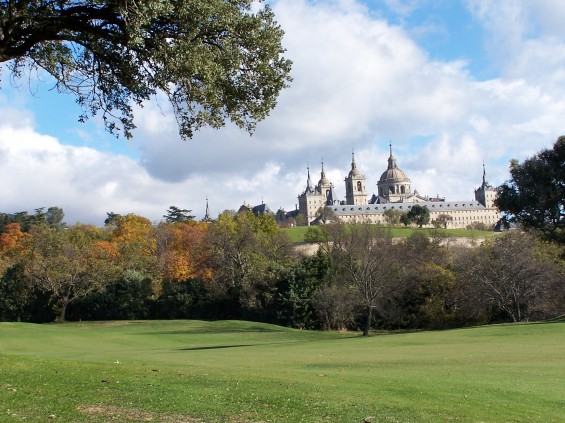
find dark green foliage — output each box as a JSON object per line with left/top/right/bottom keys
{"left": 496, "top": 136, "right": 565, "bottom": 242}
{"left": 46, "top": 207, "right": 66, "bottom": 231}
{"left": 275, "top": 251, "right": 330, "bottom": 329}
{"left": 0, "top": 207, "right": 66, "bottom": 232}
{"left": 104, "top": 212, "right": 121, "bottom": 226}
{"left": 0, "top": 0, "right": 292, "bottom": 140}
{"left": 407, "top": 205, "right": 431, "bottom": 228}
{"left": 163, "top": 206, "right": 195, "bottom": 223}
{"left": 67, "top": 271, "right": 153, "bottom": 321}
{"left": 0, "top": 264, "right": 55, "bottom": 323}
{"left": 155, "top": 278, "right": 234, "bottom": 320}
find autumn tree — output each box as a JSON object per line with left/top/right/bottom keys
{"left": 0, "top": 223, "right": 33, "bottom": 321}
{"left": 155, "top": 221, "right": 210, "bottom": 283}
{"left": 0, "top": 223, "right": 27, "bottom": 256}
{"left": 23, "top": 225, "right": 118, "bottom": 321}
{"left": 109, "top": 214, "right": 157, "bottom": 279}
{"left": 0, "top": 0, "right": 292, "bottom": 140}
{"left": 495, "top": 136, "right": 565, "bottom": 242}
{"left": 207, "top": 210, "right": 292, "bottom": 315}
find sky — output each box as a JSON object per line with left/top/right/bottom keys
{"left": 1, "top": 0, "right": 565, "bottom": 225}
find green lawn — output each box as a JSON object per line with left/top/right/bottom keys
{"left": 283, "top": 225, "right": 494, "bottom": 242}
{"left": 1, "top": 320, "right": 563, "bottom": 422}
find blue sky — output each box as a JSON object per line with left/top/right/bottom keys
{"left": 1, "top": 0, "right": 565, "bottom": 225}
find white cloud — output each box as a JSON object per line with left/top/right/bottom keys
{"left": 2, "top": 0, "right": 565, "bottom": 224}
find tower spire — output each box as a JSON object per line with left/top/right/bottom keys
{"left": 203, "top": 196, "right": 211, "bottom": 222}
{"left": 482, "top": 162, "right": 490, "bottom": 188}
{"left": 387, "top": 142, "right": 397, "bottom": 169}
{"left": 306, "top": 165, "right": 313, "bottom": 192}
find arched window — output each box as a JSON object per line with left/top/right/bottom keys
{"left": 357, "top": 181, "right": 362, "bottom": 191}
{"left": 401, "top": 185, "right": 405, "bottom": 194}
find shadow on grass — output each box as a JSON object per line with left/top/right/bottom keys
{"left": 178, "top": 335, "right": 360, "bottom": 351}
{"left": 142, "top": 328, "right": 292, "bottom": 336}
{"left": 180, "top": 344, "right": 254, "bottom": 351}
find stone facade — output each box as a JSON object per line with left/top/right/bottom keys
{"left": 298, "top": 163, "right": 339, "bottom": 223}
{"left": 298, "top": 146, "right": 499, "bottom": 228}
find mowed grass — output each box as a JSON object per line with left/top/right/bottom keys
{"left": 1, "top": 320, "right": 563, "bottom": 422}
{"left": 282, "top": 226, "right": 493, "bottom": 242}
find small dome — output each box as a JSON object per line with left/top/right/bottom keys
{"left": 319, "top": 175, "right": 330, "bottom": 185}
{"left": 318, "top": 162, "right": 330, "bottom": 186}
{"left": 348, "top": 152, "right": 362, "bottom": 177}
{"left": 349, "top": 167, "right": 362, "bottom": 177}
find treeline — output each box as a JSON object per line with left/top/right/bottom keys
{"left": 1, "top": 208, "right": 564, "bottom": 332}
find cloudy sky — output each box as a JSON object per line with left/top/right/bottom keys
{"left": 1, "top": 0, "right": 564, "bottom": 225}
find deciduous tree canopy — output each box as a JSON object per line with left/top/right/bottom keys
{"left": 0, "top": 0, "right": 292, "bottom": 139}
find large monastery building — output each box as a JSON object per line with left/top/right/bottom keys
{"left": 298, "top": 145, "right": 499, "bottom": 228}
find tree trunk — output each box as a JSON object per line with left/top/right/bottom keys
{"left": 56, "top": 302, "right": 68, "bottom": 323}
{"left": 363, "top": 305, "right": 372, "bottom": 336}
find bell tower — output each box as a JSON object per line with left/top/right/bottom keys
{"left": 345, "top": 152, "right": 367, "bottom": 205}
{"left": 474, "top": 163, "right": 497, "bottom": 208}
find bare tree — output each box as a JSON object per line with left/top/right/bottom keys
{"left": 324, "top": 223, "right": 402, "bottom": 336}
{"left": 458, "top": 232, "right": 559, "bottom": 322}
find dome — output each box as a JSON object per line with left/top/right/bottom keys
{"left": 379, "top": 145, "right": 410, "bottom": 183}
{"left": 379, "top": 166, "right": 410, "bottom": 183}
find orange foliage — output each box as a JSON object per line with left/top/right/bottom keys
{"left": 0, "top": 223, "right": 28, "bottom": 254}
{"left": 92, "top": 240, "right": 121, "bottom": 261}
{"left": 110, "top": 214, "right": 157, "bottom": 257}
{"left": 157, "top": 221, "right": 212, "bottom": 282}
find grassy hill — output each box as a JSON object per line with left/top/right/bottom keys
{"left": 282, "top": 225, "right": 494, "bottom": 242}
{"left": 1, "top": 320, "right": 563, "bottom": 422}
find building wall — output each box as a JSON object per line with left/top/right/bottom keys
{"left": 299, "top": 192, "right": 327, "bottom": 224}
{"left": 333, "top": 201, "right": 499, "bottom": 229}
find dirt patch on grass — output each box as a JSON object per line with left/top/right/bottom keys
{"left": 77, "top": 404, "right": 204, "bottom": 422}
{"left": 77, "top": 405, "right": 266, "bottom": 423}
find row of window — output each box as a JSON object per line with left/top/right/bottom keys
{"left": 333, "top": 202, "right": 487, "bottom": 213}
